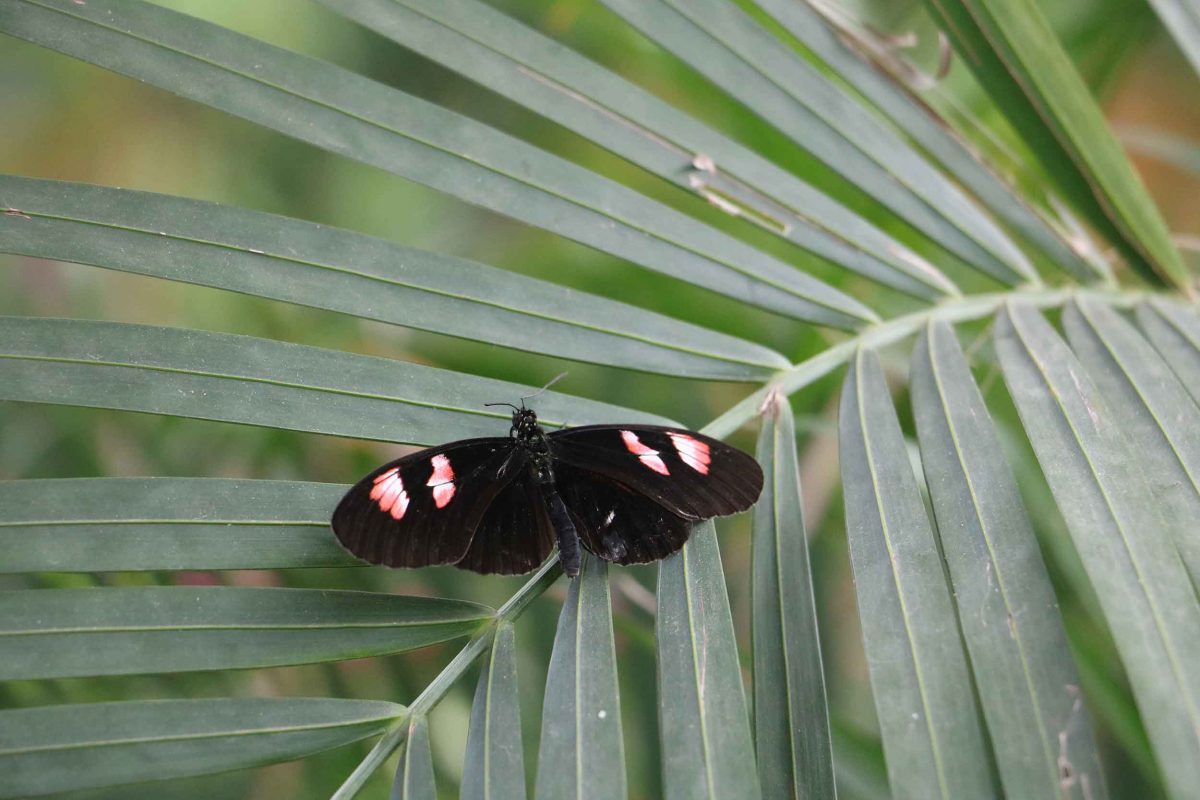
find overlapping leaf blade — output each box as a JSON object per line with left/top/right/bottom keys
{"left": 535, "top": 554, "right": 625, "bottom": 800}
{"left": 1143, "top": 0, "right": 1200, "bottom": 79}
{"left": 839, "top": 349, "right": 995, "bottom": 799}
{"left": 391, "top": 715, "right": 436, "bottom": 800}
{"left": 923, "top": 0, "right": 1190, "bottom": 290}
{"left": 656, "top": 521, "right": 760, "bottom": 800}
{"left": 0, "top": 175, "right": 786, "bottom": 381}
{"left": 0, "top": 587, "right": 491, "bottom": 680}
{"left": 318, "top": 0, "right": 957, "bottom": 301}
{"left": 1064, "top": 297, "right": 1200, "bottom": 587}
{"left": 0, "top": 0, "right": 877, "bottom": 328}
{"left": 461, "top": 621, "right": 526, "bottom": 800}
{"left": 599, "top": 0, "right": 1036, "bottom": 286}
{"left": 749, "top": 0, "right": 1098, "bottom": 282}
{"left": 994, "top": 303, "right": 1200, "bottom": 798}
{"left": 911, "top": 320, "right": 1104, "bottom": 799}
{"left": 0, "top": 697, "right": 404, "bottom": 799}
{"left": 0, "top": 317, "right": 671, "bottom": 446}
{"left": 751, "top": 397, "right": 834, "bottom": 800}
{"left": 0, "top": 478, "right": 351, "bottom": 573}
{"left": 1136, "top": 299, "right": 1200, "bottom": 406}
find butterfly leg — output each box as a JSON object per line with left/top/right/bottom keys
{"left": 544, "top": 488, "right": 582, "bottom": 578}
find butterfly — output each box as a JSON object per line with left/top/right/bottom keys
{"left": 331, "top": 404, "right": 763, "bottom": 577}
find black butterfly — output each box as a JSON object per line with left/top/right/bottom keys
{"left": 331, "top": 405, "right": 763, "bottom": 577}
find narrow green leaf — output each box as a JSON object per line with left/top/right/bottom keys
{"left": 751, "top": 397, "right": 834, "bottom": 800}
{"left": 838, "top": 348, "right": 995, "bottom": 799}
{"left": 656, "top": 520, "right": 760, "bottom": 800}
{"left": 0, "top": 697, "right": 404, "bottom": 798}
{"left": 318, "top": 0, "right": 958, "bottom": 301}
{"left": 0, "top": 0, "right": 876, "bottom": 328}
{"left": 391, "top": 715, "right": 436, "bottom": 800}
{"left": 1065, "top": 297, "right": 1200, "bottom": 589}
{"left": 910, "top": 320, "right": 1105, "bottom": 799}
{"left": 0, "top": 175, "right": 786, "bottom": 381}
{"left": 994, "top": 303, "right": 1200, "bottom": 798}
{"left": 0, "top": 316, "right": 671, "bottom": 444}
{"left": 923, "top": 0, "right": 1191, "bottom": 290}
{"left": 462, "top": 622, "right": 525, "bottom": 800}
{"left": 1143, "top": 0, "right": 1200, "bottom": 79}
{"left": 1136, "top": 298, "right": 1200, "bottom": 406}
{"left": 599, "top": 0, "right": 1037, "bottom": 286}
{"left": 0, "top": 478, "right": 352, "bottom": 572}
{"left": 0, "top": 587, "right": 490, "bottom": 680}
{"left": 749, "top": 0, "right": 1100, "bottom": 282}
{"left": 535, "top": 554, "right": 625, "bottom": 800}
{"left": 1120, "top": 126, "right": 1200, "bottom": 177}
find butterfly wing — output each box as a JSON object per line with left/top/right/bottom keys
{"left": 331, "top": 438, "right": 527, "bottom": 568}
{"left": 554, "top": 463, "right": 693, "bottom": 564}
{"left": 455, "top": 469, "right": 557, "bottom": 575}
{"left": 548, "top": 425, "right": 763, "bottom": 520}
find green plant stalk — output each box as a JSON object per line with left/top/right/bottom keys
{"left": 705, "top": 286, "right": 1148, "bottom": 439}
{"left": 332, "top": 558, "right": 563, "bottom": 799}
{"left": 332, "top": 283, "right": 1158, "bottom": 798}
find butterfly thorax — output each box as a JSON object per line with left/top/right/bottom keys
{"left": 510, "top": 408, "right": 556, "bottom": 484}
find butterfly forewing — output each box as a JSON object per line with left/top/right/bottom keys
{"left": 548, "top": 425, "right": 763, "bottom": 520}
{"left": 332, "top": 438, "right": 525, "bottom": 568}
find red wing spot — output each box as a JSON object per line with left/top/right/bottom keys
{"left": 620, "top": 430, "right": 670, "bottom": 476}
{"left": 427, "top": 454, "right": 457, "bottom": 508}
{"left": 370, "top": 471, "right": 410, "bottom": 519}
{"left": 669, "top": 433, "right": 711, "bottom": 474}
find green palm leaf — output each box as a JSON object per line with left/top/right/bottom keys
{"left": 0, "top": 176, "right": 786, "bottom": 381}
{"left": 0, "top": 698, "right": 404, "bottom": 799}
{"left": 0, "top": 587, "right": 489, "bottom": 680}
{"left": 462, "top": 622, "right": 526, "bottom": 800}
{"left": 390, "top": 716, "right": 436, "bottom": 800}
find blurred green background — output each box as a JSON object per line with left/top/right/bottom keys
{"left": 1, "top": 0, "right": 1197, "bottom": 797}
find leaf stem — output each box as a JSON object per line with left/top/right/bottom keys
{"left": 704, "top": 285, "right": 1144, "bottom": 439}
{"left": 331, "top": 558, "right": 562, "bottom": 799}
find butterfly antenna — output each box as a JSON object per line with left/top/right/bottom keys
{"left": 521, "top": 372, "right": 568, "bottom": 404}
{"left": 483, "top": 402, "right": 521, "bottom": 412}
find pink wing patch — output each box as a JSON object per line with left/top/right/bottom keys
{"left": 426, "top": 454, "right": 457, "bottom": 508}
{"left": 620, "top": 430, "right": 670, "bottom": 476}
{"left": 669, "top": 433, "right": 711, "bottom": 475}
{"left": 370, "top": 467, "right": 410, "bottom": 519}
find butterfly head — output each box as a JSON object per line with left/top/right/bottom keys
{"left": 512, "top": 406, "right": 541, "bottom": 442}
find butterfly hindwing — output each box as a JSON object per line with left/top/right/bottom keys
{"left": 548, "top": 425, "right": 763, "bottom": 520}
{"left": 455, "top": 470, "right": 556, "bottom": 575}
{"left": 555, "top": 463, "right": 693, "bottom": 564}
{"left": 331, "top": 438, "right": 527, "bottom": 568}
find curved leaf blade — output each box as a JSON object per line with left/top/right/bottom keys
{"left": 535, "top": 554, "right": 625, "bottom": 800}
{"left": 0, "top": 587, "right": 491, "bottom": 680}
{"left": 749, "top": 0, "right": 1098, "bottom": 282}
{"left": 994, "top": 303, "right": 1200, "bottom": 798}
{"left": 838, "top": 349, "right": 995, "bottom": 799}
{"left": 0, "top": 478, "right": 353, "bottom": 573}
{"left": 1064, "top": 298, "right": 1200, "bottom": 588}
{"left": 0, "top": 316, "right": 672, "bottom": 445}
{"left": 462, "top": 621, "right": 526, "bottom": 800}
{"left": 0, "top": 697, "right": 404, "bottom": 799}
{"left": 923, "top": 0, "right": 1191, "bottom": 290}
{"left": 0, "top": 0, "right": 876, "bottom": 328}
{"left": 752, "top": 397, "right": 834, "bottom": 800}
{"left": 0, "top": 175, "right": 786, "bottom": 381}
{"left": 1136, "top": 299, "right": 1200, "bottom": 406}
{"left": 656, "top": 520, "right": 760, "bottom": 800}
{"left": 911, "top": 320, "right": 1105, "bottom": 799}
{"left": 318, "top": 0, "right": 957, "bottom": 301}
{"left": 599, "top": 0, "right": 1036, "bottom": 286}
{"left": 1142, "top": 2, "right": 1200, "bottom": 89}
{"left": 391, "top": 715, "right": 436, "bottom": 800}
